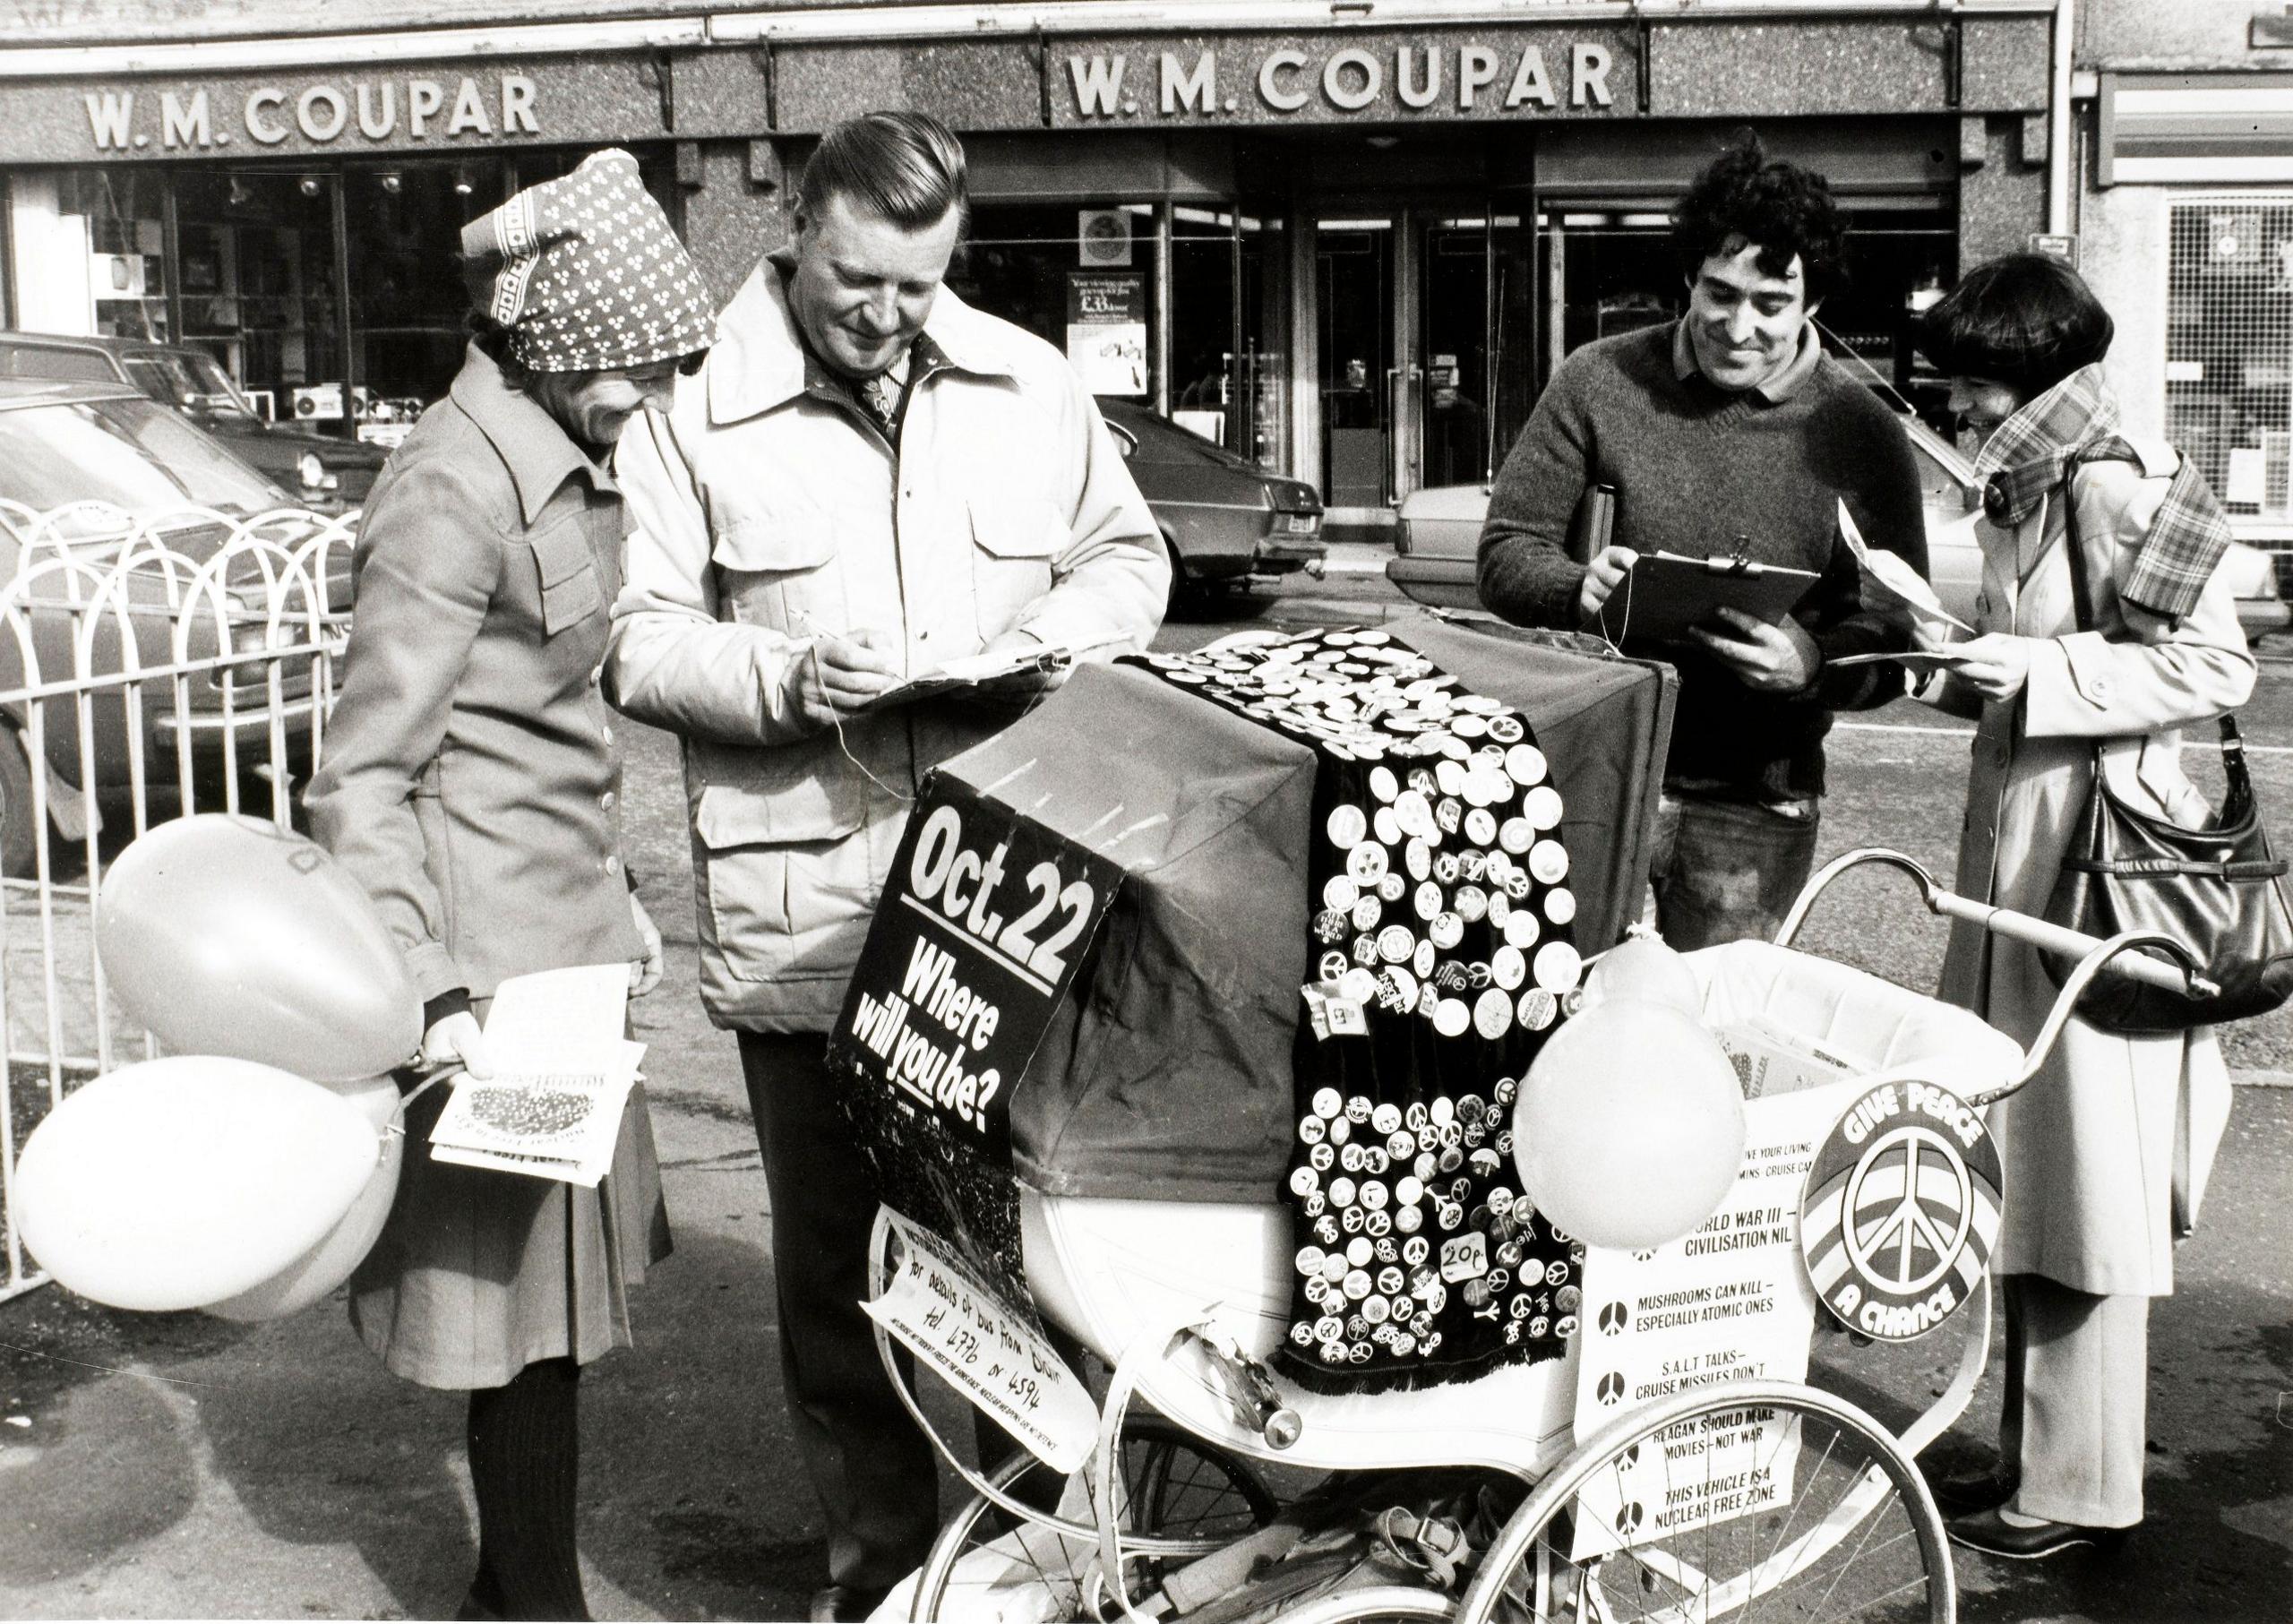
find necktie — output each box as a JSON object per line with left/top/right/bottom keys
{"left": 861, "top": 372, "right": 897, "bottom": 434}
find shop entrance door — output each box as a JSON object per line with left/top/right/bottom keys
{"left": 1310, "top": 209, "right": 1533, "bottom": 534}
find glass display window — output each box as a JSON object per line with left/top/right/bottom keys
{"left": 2167, "top": 198, "right": 2293, "bottom": 536}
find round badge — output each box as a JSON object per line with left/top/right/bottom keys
{"left": 1464, "top": 808, "right": 1499, "bottom": 846}
{"left": 1377, "top": 924, "right": 1414, "bottom": 963}
{"left": 1312, "top": 1087, "right": 1344, "bottom": 1118}
{"left": 1369, "top": 765, "right": 1400, "bottom": 803}
{"left": 1523, "top": 786, "right": 1565, "bottom": 830}
{"left": 1516, "top": 988, "right": 1559, "bottom": 1031}
{"left": 1288, "top": 1165, "right": 1318, "bottom": 1197}
{"left": 1435, "top": 798, "right": 1464, "bottom": 836}
{"left": 1433, "top": 853, "right": 1463, "bottom": 885}
{"left": 1342, "top": 1268, "right": 1372, "bottom": 1301}
{"left": 1412, "top": 939, "right": 1437, "bottom": 977}
{"left": 1344, "top": 1236, "right": 1374, "bottom": 1268}
{"left": 1371, "top": 1101, "right": 1404, "bottom": 1134}
{"left": 1300, "top": 1115, "right": 1327, "bottom": 1146}
{"left": 1487, "top": 889, "right": 1512, "bottom": 928}
{"left": 1344, "top": 1095, "right": 1373, "bottom": 1123}
{"left": 1322, "top": 874, "right": 1359, "bottom": 912}
{"left": 1474, "top": 988, "right": 1513, "bottom": 1040}
{"left": 1318, "top": 949, "right": 1350, "bottom": 983}
{"left": 1327, "top": 804, "right": 1367, "bottom": 850}
{"left": 1413, "top": 881, "right": 1444, "bottom": 922}
{"left": 1372, "top": 807, "right": 1404, "bottom": 846}
{"left": 1533, "top": 941, "right": 1583, "bottom": 992}
{"left": 1499, "top": 817, "right": 1533, "bottom": 854}
{"left": 1455, "top": 884, "right": 1490, "bottom": 924}
{"left": 1433, "top": 998, "right": 1471, "bottom": 1038}
{"left": 1380, "top": 966, "right": 1419, "bottom": 1010}
{"left": 1504, "top": 912, "right": 1542, "bottom": 950}
{"left": 1330, "top": 1175, "right": 1359, "bottom": 1207}
{"left": 1348, "top": 842, "right": 1389, "bottom": 886}
{"left": 1310, "top": 1141, "right": 1336, "bottom": 1172}
{"left": 1339, "top": 1142, "right": 1365, "bottom": 1173}
{"left": 1544, "top": 889, "right": 1578, "bottom": 925}
{"left": 1486, "top": 714, "right": 1524, "bottom": 744}
{"left": 1429, "top": 912, "right": 1464, "bottom": 950}
{"left": 1339, "top": 967, "right": 1380, "bottom": 1004}
{"left": 1505, "top": 744, "right": 1548, "bottom": 786}
{"left": 1490, "top": 945, "right": 1527, "bottom": 990}
{"left": 1529, "top": 839, "right": 1571, "bottom": 884}
{"left": 1394, "top": 790, "right": 1435, "bottom": 839}
{"left": 1360, "top": 1180, "right": 1389, "bottom": 1211}
{"left": 1435, "top": 759, "right": 1467, "bottom": 798}
{"left": 1351, "top": 894, "right": 1384, "bottom": 932}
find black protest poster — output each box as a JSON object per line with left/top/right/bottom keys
{"left": 830, "top": 775, "right": 1122, "bottom": 1316}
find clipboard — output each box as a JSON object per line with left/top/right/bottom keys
{"left": 1595, "top": 550, "right": 1820, "bottom": 644}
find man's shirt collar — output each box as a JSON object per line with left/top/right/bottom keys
{"left": 707, "top": 250, "right": 1014, "bottom": 427}
{"left": 449, "top": 342, "right": 614, "bottom": 527}
{"left": 1671, "top": 318, "right": 1823, "bottom": 404}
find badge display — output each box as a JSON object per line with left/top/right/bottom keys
{"left": 1134, "top": 627, "right": 1583, "bottom": 1392}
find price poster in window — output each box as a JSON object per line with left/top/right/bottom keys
{"left": 830, "top": 776, "right": 1122, "bottom": 1312}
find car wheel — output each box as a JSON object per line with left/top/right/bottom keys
{"left": 0, "top": 728, "right": 40, "bottom": 879}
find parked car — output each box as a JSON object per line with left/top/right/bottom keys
{"left": 1388, "top": 414, "right": 2293, "bottom": 643}
{"left": 0, "top": 330, "right": 386, "bottom": 512}
{"left": 0, "top": 378, "right": 355, "bottom": 873}
{"left": 1100, "top": 400, "right": 1325, "bottom": 603}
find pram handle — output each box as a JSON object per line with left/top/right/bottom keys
{"left": 1774, "top": 846, "right": 2215, "bottom": 1105}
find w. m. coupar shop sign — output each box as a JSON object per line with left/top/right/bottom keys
{"left": 1052, "top": 27, "right": 1636, "bottom": 125}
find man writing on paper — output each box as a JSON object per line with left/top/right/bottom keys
{"left": 605, "top": 111, "right": 1165, "bottom": 1620}
{"left": 1476, "top": 135, "right": 1928, "bottom": 948}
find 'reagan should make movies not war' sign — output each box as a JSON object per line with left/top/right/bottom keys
{"left": 830, "top": 776, "right": 1121, "bottom": 1314}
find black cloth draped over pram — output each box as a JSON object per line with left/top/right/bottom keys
{"left": 877, "top": 615, "right": 1673, "bottom": 1390}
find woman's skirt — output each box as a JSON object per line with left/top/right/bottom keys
{"left": 348, "top": 1080, "right": 672, "bottom": 1390}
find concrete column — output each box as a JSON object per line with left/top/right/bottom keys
{"left": 681, "top": 138, "right": 788, "bottom": 306}
{"left": 2078, "top": 183, "right": 2167, "bottom": 440}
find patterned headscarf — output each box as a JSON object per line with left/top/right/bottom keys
{"left": 461, "top": 149, "right": 716, "bottom": 373}
{"left": 1973, "top": 363, "right": 2232, "bottom": 623}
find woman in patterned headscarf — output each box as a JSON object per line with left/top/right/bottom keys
{"left": 308, "top": 148, "right": 716, "bottom": 1620}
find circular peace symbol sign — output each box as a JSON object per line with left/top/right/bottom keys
{"left": 1840, "top": 1124, "right": 1974, "bottom": 1299}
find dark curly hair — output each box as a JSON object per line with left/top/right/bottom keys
{"left": 1916, "top": 253, "right": 2114, "bottom": 400}
{"left": 1671, "top": 134, "right": 1851, "bottom": 305}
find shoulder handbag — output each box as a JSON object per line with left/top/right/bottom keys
{"left": 2042, "top": 472, "right": 2293, "bottom": 1033}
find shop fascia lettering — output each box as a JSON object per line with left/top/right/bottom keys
{"left": 83, "top": 73, "right": 539, "bottom": 152}
{"left": 1068, "top": 40, "right": 1615, "bottom": 119}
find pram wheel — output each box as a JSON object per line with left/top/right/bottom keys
{"left": 912, "top": 1416, "right": 1279, "bottom": 1621}
{"left": 1272, "top": 1588, "right": 1456, "bottom": 1623}
{"left": 1456, "top": 1382, "right": 1951, "bottom": 1624}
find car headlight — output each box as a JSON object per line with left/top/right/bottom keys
{"left": 297, "top": 451, "right": 325, "bottom": 489}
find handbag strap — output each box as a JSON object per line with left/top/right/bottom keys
{"left": 2054, "top": 460, "right": 2251, "bottom": 800}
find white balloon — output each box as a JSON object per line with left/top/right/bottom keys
{"left": 1513, "top": 997, "right": 1746, "bottom": 1250}
{"left": 14, "top": 1057, "right": 382, "bottom": 1311}
{"left": 205, "top": 1076, "right": 404, "bottom": 1323}
{"left": 1580, "top": 934, "right": 1702, "bottom": 1016}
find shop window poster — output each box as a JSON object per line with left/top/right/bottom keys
{"left": 1066, "top": 271, "right": 1147, "bottom": 396}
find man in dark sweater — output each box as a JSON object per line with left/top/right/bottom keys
{"left": 1478, "top": 137, "right": 1926, "bottom": 949}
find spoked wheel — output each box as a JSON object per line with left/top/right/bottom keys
{"left": 1275, "top": 1588, "right": 1457, "bottom": 1623}
{"left": 911, "top": 1416, "right": 1281, "bottom": 1621}
{"left": 1456, "top": 1383, "right": 1952, "bottom": 1624}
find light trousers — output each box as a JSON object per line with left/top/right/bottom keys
{"left": 2000, "top": 1273, "right": 2151, "bottom": 1528}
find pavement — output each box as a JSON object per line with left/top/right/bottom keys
{"left": 1, "top": 560, "right": 2289, "bottom": 1622}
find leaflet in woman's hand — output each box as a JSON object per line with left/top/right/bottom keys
{"left": 427, "top": 964, "right": 643, "bottom": 1186}
{"left": 1836, "top": 499, "right": 1975, "bottom": 636}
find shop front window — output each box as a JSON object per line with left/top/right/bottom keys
{"left": 2167, "top": 199, "right": 2293, "bottom": 537}
{"left": 172, "top": 168, "right": 345, "bottom": 429}
{"left": 957, "top": 202, "right": 1162, "bottom": 405}
{"left": 956, "top": 201, "right": 1290, "bottom": 470}
{"left": 1536, "top": 207, "right": 1956, "bottom": 434}
{"left": 56, "top": 168, "right": 172, "bottom": 342}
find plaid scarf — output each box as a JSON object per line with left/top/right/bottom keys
{"left": 1972, "top": 364, "right": 2231, "bottom": 621}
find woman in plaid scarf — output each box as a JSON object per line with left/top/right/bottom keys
{"left": 1906, "top": 254, "right": 2254, "bottom": 1561}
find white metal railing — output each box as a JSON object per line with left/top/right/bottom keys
{"left": 0, "top": 503, "right": 356, "bottom": 1303}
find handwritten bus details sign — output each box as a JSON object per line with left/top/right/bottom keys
{"left": 1567, "top": 1080, "right": 1851, "bottom": 1561}
{"left": 830, "top": 778, "right": 1121, "bottom": 1312}
{"left": 863, "top": 1208, "right": 1099, "bottom": 1472}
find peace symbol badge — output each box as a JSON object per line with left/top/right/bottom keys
{"left": 1799, "top": 1078, "right": 2003, "bottom": 1342}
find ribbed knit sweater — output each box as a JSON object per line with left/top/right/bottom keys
{"left": 1476, "top": 322, "right": 1928, "bottom": 801}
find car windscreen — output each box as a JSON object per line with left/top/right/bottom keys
{"left": 0, "top": 396, "right": 285, "bottom": 537}
{"left": 125, "top": 351, "right": 261, "bottom": 424}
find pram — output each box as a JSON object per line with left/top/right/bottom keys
{"left": 846, "top": 623, "right": 2208, "bottom": 1624}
